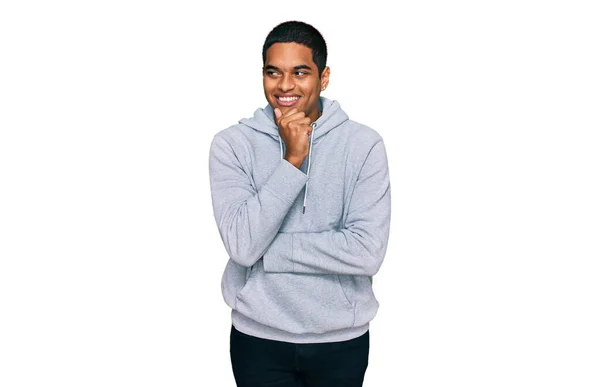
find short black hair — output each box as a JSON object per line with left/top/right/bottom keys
{"left": 262, "top": 21, "right": 327, "bottom": 78}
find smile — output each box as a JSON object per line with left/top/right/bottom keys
{"left": 278, "top": 96, "right": 300, "bottom": 101}
{"left": 276, "top": 96, "right": 300, "bottom": 106}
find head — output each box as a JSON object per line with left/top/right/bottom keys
{"left": 262, "top": 21, "right": 330, "bottom": 123}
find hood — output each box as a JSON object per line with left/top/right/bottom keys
{"left": 238, "top": 97, "right": 349, "bottom": 214}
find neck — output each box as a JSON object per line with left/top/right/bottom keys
{"left": 309, "top": 109, "right": 322, "bottom": 123}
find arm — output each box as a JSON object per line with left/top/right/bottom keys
{"left": 262, "top": 140, "right": 391, "bottom": 276}
{"left": 209, "top": 134, "right": 308, "bottom": 267}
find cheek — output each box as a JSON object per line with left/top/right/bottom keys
{"left": 305, "top": 80, "right": 320, "bottom": 94}
{"left": 263, "top": 83, "right": 276, "bottom": 97}
{"left": 298, "top": 83, "right": 315, "bottom": 96}
{"left": 263, "top": 78, "right": 274, "bottom": 89}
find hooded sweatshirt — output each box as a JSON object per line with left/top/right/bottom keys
{"left": 209, "top": 97, "right": 391, "bottom": 343}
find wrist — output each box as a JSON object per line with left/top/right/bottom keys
{"left": 284, "top": 155, "right": 303, "bottom": 169}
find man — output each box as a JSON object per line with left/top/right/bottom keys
{"left": 209, "top": 20, "right": 391, "bottom": 387}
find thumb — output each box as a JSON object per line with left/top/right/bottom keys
{"left": 274, "top": 108, "right": 282, "bottom": 121}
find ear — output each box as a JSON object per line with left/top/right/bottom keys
{"left": 320, "top": 66, "right": 330, "bottom": 91}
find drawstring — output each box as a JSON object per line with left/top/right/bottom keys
{"left": 278, "top": 122, "right": 317, "bottom": 215}
{"left": 303, "top": 122, "right": 316, "bottom": 214}
{"left": 279, "top": 134, "right": 284, "bottom": 159}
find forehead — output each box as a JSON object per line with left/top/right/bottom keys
{"left": 265, "top": 42, "right": 316, "bottom": 68}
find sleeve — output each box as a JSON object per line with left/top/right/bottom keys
{"left": 209, "top": 134, "right": 309, "bottom": 267}
{"left": 262, "top": 140, "right": 391, "bottom": 276}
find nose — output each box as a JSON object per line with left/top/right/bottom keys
{"left": 278, "top": 73, "right": 295, "bottom": 92}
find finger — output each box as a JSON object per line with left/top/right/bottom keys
{"left": 295, "top": 117, "right": 312, "bottom": 125}
{"left": 274, "top": 108, "right": 282, "bottom": 121}
{"left": 288, "top": 118, "right": 312, "bottom": 129}
{"left": 281, "top": 107, "right": 299, "bottom": 117}
{"left": 290, "top": 123, "right": 314, "bottom": 137}
{"left": 275, "top": 108, "right": 298, "bottom": 126}
{"left": 282, "top": 112, "right": 309, "bottom": 125}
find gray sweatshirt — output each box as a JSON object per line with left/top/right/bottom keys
{"left": 209, "top": 97, "right": 391, "bottom": 343}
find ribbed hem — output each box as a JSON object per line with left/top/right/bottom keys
{"left": 231, "top": 309, "right": 369, "bottom": 344}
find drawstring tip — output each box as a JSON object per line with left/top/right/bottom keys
{"left": 302, "top": 206, "right": 306, "bottom": 214}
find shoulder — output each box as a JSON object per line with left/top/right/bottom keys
{"left": 343, "top": 119, "right": 385, "bottom": 149}
{"left": 342, "top": 120, "right": 389, "bottom": 172}
{"left": 211, "top": 123, "right": 263, "bottom": 157}
{"left": 209, "top": 124, "right": 253, "bottom": 162}
{"left": 212, "top": 123, "right": 249, "bottom": 145}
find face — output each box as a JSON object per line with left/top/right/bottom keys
{"left": 263, "top": 42, "right": 330, "bottom": 123}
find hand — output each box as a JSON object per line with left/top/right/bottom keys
{"left": 274, "top": 108, "right": 312, "bottom": 168}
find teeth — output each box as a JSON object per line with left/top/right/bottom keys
{"left": 278, "top": 96, "right": 299, "bottom": 102}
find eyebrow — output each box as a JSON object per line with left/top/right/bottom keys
{"left": 264, "top": 64, "right": 313, "bottom": 72}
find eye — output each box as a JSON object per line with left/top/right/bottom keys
{"left": 266, "top": 71, "right": 280, "bottom": 77}
{"left": 296, "top": 71, "right": 307, "bottom": 76}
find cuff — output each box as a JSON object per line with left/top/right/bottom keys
{"left": 262, "top": 159, "right": 309, "bottom": 205}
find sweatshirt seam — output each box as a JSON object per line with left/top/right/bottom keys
{"left": 358, "top": 140, "right": 384, "bottom": 179}
{"left": 345, "top": 139, "right": 384, "bottom": 219}
{"left": 213, "top": 134, "right": 245, "bottom": 173}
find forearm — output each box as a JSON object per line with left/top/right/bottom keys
{"left": 210, "top": 136, "right": 308, "bottom": 267}
{"left": 263, "top": 222, "right": 389, "bottom": 276}
{"left": 262, "top": 140, "right": 391, "bottom": 276}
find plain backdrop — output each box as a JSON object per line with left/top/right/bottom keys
{"left": 1, "top": 1, "right": 599, "bottom": 386}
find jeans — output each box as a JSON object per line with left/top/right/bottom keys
{"left": 229, "top": 325, "right": 369, "bottom": 387}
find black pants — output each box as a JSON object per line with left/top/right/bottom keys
{"left": 230, "top": 325, "right": 369, "bottom": 387}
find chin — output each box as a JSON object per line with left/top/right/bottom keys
{"left": 276, "top": 104, "right": 302, "bottom": 112}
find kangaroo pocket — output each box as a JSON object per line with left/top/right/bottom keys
{"left": 234, "top": 259, "right": 355, "bottom": 334}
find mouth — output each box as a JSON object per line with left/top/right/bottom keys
{"left": 275, "top": 95, "right": 300, "bottom": 107}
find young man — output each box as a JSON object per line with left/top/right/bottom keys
{"left": 209, "top": 21, "right": 391, "bottom": 387}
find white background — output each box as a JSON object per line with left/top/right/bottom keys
{"left": 1, "top": 0, "right": 599, "bottom": 386}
